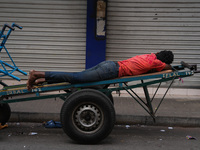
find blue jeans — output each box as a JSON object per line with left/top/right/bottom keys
{"left": 45, "top": 61, "right": 119, "bottom": 84}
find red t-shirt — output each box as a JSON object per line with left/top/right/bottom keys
{"left": 118, "top": 53, "right": 166, "bottom": 77}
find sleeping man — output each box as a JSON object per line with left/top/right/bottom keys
{"left": 27, "top": 50, "right": 174, "bottom": 90}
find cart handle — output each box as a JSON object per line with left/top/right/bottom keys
{"left": 181, "top": 61, "right": 197, "bottom": 71}
{"left": 0, "top": 24, "right": 15, "bottom": 37}
{"left": 181, "top": 61, "right": 200, "bottom": 73}
{"left": 3, "top": 24, "right": 15, "bottom": 31}
{"left": 11, "top": 23, "right": 23, "bottom": 30}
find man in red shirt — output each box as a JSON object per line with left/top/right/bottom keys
{"left": 27, "top": 50, "right": 174, "bottom": 90}
{"left": 118, "top": 52, "right": 172, "bottom": 77}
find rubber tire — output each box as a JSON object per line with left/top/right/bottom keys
{"left": 60, "top": 89, "right": 115, "bottom": 144}
{"left": 0, "top": 103, "right": 11, "bottom": 125}
{"left": 104, "top": 92, "right": 114, "bottom": 104}
{"left": 80, "top": 84, "right": 114, "bottom": 104}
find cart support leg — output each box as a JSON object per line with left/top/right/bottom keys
{"left": 141, "top": 80, "right": 155, "bottom": 120}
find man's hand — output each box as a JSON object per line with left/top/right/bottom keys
{"left": 163, "top": 64, "right": 172, "bottom": 70}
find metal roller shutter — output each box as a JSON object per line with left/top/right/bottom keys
{"left": 106, "top": 0, "right": 200, "bottom": 88}
{"left": 0, "top": 0, "right": 87, "bottom": 80}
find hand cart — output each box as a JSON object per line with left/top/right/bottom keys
{"left": 0, "top": 62, "right": 199, "bottom": 143}
{"left": 0, "top": 23, "right": 199, "bottom": 144}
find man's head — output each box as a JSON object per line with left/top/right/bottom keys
{"left": 156, "top": 50, "right": 174, "bottom": 64}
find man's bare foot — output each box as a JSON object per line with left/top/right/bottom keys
{"left": 27, "top": 70, "right": 37, "bottom": 90}
{"left": 35, "top": 78, "right": 46, "bottom": 85}
{"left": 27, "top": 70, "right": 46, "bottom": 90}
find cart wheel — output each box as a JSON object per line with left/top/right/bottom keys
{"left": 0, "top": 103, "right": 11, "bottom": 125}
{"left": 60, "top": 89, "right": 115, "bottom": 144}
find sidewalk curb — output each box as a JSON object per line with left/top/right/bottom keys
{"left": 10, "top": 112, "right": 200, "bottom": 127}
{"left": 116, "top": 115, "right": 200, "bottom": 127}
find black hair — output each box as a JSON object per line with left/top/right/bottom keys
{"left": 156, "top": 50, "right": 174, "bottom": 64}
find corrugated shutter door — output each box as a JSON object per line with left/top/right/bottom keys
{"left": 106, "top": 0, "right": 200, "bottom": 88}
{"left": 0, "top": 0, "right": 86, "bottom": 80}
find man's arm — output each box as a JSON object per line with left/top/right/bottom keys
{"left": 147, "top": 64, "right": 172, "bottom": 73}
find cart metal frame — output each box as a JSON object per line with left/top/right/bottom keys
{"left": 0, "top": 23, "right": 27, "bottom": 81}
{"left": 0, "top": 68, "right": 195, "bottom": 120}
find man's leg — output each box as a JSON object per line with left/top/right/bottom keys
{"left": 69, "top": 61, "right": 119, "bottom": 83}
{"left": 27, "top": 61, "right": 119, "bottom": 89}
